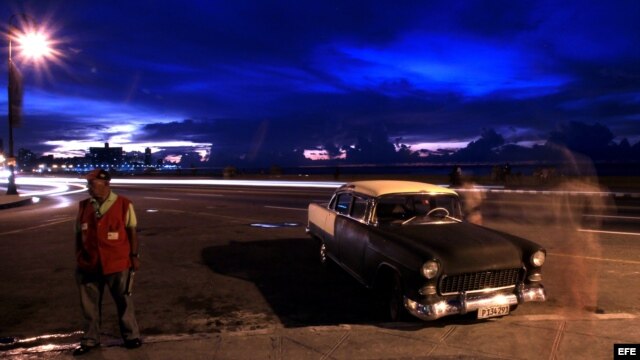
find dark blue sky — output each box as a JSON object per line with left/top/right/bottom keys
{"left": 2, "top": 0, "right": 639, "bottom": 164}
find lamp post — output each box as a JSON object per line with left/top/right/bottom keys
{"left": 6, "top": 16, "right": 19, "bottom": 195}
{"left": 5, "top": 14, "right": 52, "bottom": 195}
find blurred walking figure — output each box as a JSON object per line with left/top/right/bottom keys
{"left": 461, "top": 182, "right": 485, "bottom": 225}
{"left": 73, "top": 169, "right": 142, "bottom": 356}
{"left": 549, "top": 145, "right": 608, "bottom": 316}
{"left": 449, "top": 165, "right": 462, "bottom": 187}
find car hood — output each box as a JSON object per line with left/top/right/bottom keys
{"left": 379, "top": 222, "right": 523, "bottom": 274}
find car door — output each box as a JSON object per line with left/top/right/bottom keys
{"left": 335, "top": 195, "right": 370, "bottom": 280}
{"left": 324, "top": 192, "right": 351, "bottom": 261}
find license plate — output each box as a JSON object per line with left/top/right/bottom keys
{"left": 477, "top": 304, "right": 510, "bottom": 319}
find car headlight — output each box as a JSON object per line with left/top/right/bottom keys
{"left": 530, "top": 250, "right": 545, "bottom": 267}
{"left": 421, "top": 261, "right": 439, "bottom": 279}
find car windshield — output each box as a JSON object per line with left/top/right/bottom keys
{"left": 375, "top": 193, "right": 462, "bottom": 224}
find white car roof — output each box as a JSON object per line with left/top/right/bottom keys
{"left": 338, "top": 180, "right": 458, "bottom": 198}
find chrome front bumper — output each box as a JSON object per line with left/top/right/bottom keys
{"left": 405, "top": 285, "right": 546, "bottom": 321}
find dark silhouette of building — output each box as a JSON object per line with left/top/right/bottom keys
{"left": 89, "top": 143, "right": 123, "bottom": 166}
{"left": 144, "top": 147, "right": 152, "bottom": 166}
{"left": 17, "top": 148, "right": 39, "bottom": 170}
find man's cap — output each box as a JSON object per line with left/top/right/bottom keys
{"left": 85, "top": 168, "right": 111, "bottom": 181}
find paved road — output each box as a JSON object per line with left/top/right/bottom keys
{"left": 0, "top": 181, "right": 639, "bottom": 358}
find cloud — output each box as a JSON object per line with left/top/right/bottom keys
{"left": 320, "top": 33, "right": 571, "bottom": 98}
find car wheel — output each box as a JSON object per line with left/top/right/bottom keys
{"left": 387, "top": 273, "right": 407, "bottom": 322}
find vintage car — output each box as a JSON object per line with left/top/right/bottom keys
{"left": 307, "top": 180, "right": 546, "bottom": 321}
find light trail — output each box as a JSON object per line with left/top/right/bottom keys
{"left": 264, "top": 206, "right": 307, "bottom": 211}
{"left": 143, "top": 196, "right": 180, "bottom": 201}
{"left": 548, "top": 252, "right": 640, "bottom": 265}
{"left": 577, "top": 228, "right": 640, "bottom": 237}
{"left": 112, "top": 178, "right": 344, "bottom": 188}
{"left": 5, "top": 176, "right": 639, "bottom": 198}
{"left": 2, "top": 176, "right": 343, "bottom": 198}
{"left": 455, "top": 187, "right": 640, "bottom": 197}
{"left": 185, "top": 193, "right": 225, "bottom": 197}
{"left": 17, "top": 176, "right": 344, "bottom": 189}
{"left": 12, "top": 177, "right": 87, "bottom": 196}
{"left": 583, "top": 214, "right": 640, "bottom": 221}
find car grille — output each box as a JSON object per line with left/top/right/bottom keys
{"left": 439, "top": 268, "right": 521, "bottom": 295}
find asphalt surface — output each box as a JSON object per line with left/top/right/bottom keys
{"left": 1, "top": 178, "right": 639, "bottom": 359}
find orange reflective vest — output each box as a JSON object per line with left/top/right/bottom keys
{"left": 76, "top": 196, "right": 132, "bottom": 274}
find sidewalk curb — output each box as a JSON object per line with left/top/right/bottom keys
{"left": 0, "top": 196, "right": 34, "bottom": 210}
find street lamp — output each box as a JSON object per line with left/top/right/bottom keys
{"left": 6, "top": 14, "right": 52, "bottom": 195}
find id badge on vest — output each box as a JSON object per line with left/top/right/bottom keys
{"left": 107, "top": 232, "right": 119, "bottom": 240}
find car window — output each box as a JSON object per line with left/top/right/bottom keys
{"left": 376, "top": 194, "right": 462, "bottom": 223}
{"left": 328, "top": 195, "right": 337, "bottom": 210}
{"left": 335, "top": 193, "right": 352, "bottom": 215}
{"left": 429, "top": 195, "right": 462, "bottom": 218}
{"left": 351, "top": 196, "right": 368, "bottom": 221}
{"left": 375, "top": 197, "right": 409, "bottom": 222}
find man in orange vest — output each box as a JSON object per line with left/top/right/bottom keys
{"left": 73, "top": 168, "right": 141, "bottom": 356}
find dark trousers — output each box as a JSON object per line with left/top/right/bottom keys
{"left": 76, "top": 268, "right": 140, "bottom": 346}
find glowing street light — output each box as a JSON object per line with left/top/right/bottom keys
{"left": 5, "top": 14, "right": 53, "bottom": 195}
{"left": 16, "top": 31, "right": 53, "bottom": 60}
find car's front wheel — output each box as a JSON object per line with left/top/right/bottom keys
{"left": 377, "top": 271, "right": 409, "bottom": 322}
{"left": 389, "top": 273, "right": 407, "bottom": 321}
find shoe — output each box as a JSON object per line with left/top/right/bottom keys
{"left": 72, "top": 344, "right": 98, "bottom": 356}
{"left": 124, "top": 338, "right": 142, "bottom": 349}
